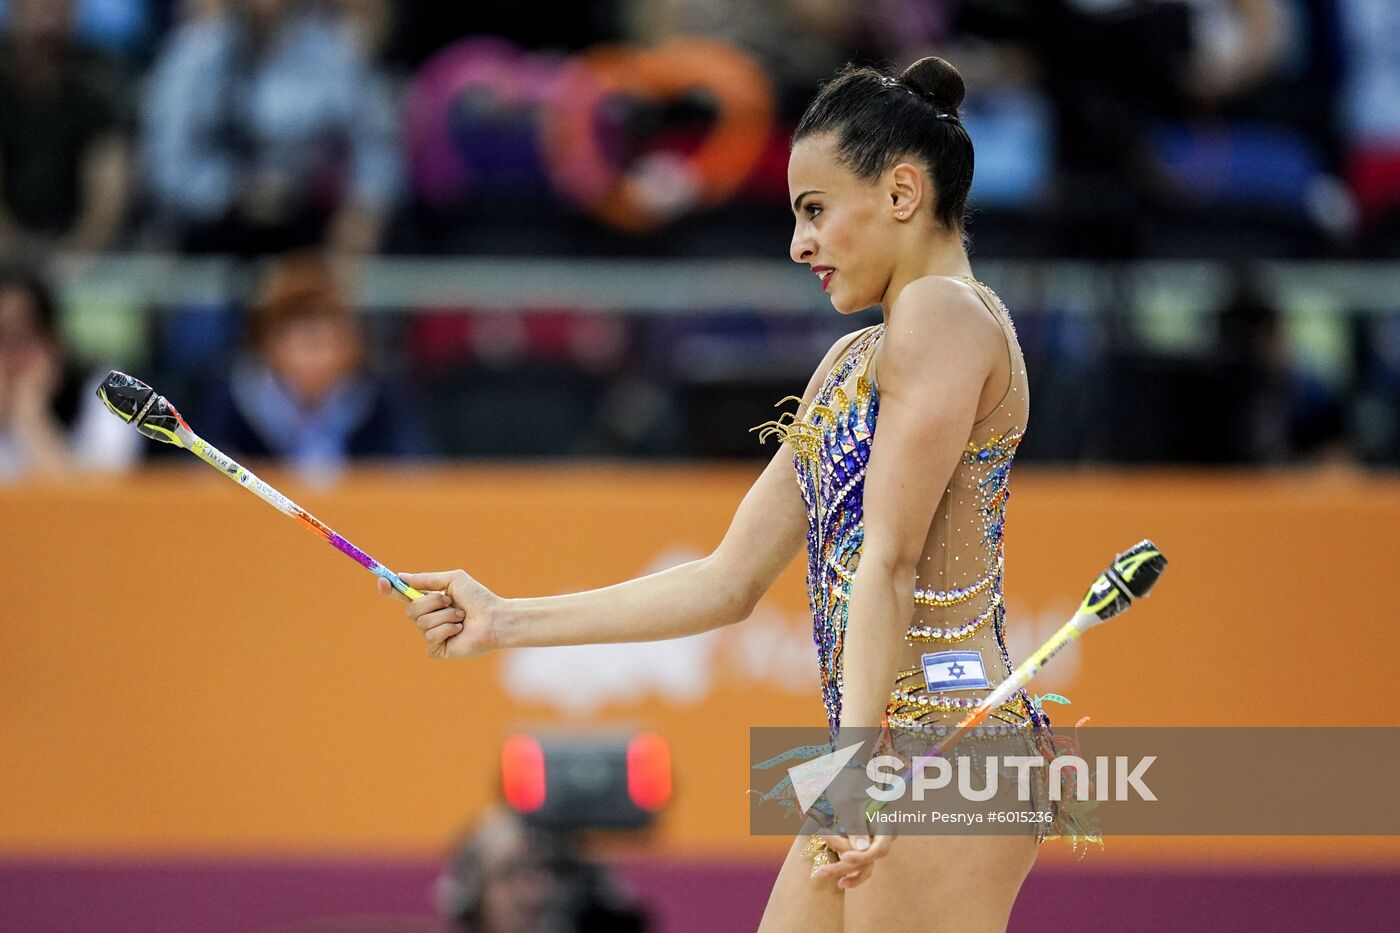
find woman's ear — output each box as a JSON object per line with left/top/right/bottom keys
{"left": 889, "top": 162, "right": 926, "bottom": 220}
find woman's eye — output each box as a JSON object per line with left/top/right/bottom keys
{"left": 805, "top": 204, "right": 823, "bottom": 218}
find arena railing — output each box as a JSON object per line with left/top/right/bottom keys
{"left": 49, "top": 255, "right": 1400, "bottom": 317}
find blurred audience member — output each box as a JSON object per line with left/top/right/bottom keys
{"left": 326, "top": 0, "right": 390, "bottom": 57}
{"left": 1354, "top": 313, "right": 1400, "bottom": 465}
{"left": 196, "top": 252, "right": 427, "bottom": 467}
{"left": 143, "top": 0, "right": 399, "bottom": 256}
{"left": 1338, "top": 0, "right": 1400, "bottom": 242}
{"left": 1029, "top": 0, "right": 1291, "bottom": 109}
{"left": 1181, "top": 0, "right": 1294, "bottom": 104}
{"left": 0, "top": 0, "right": 156, "bottom": 60}
{"left": 625, "top": 0, "right": 855, "bottom": 115}
{"left": 435, "top": 807, "right": 647, "bottom": 933}
{"left": 1215, "top": 274, "right": 1348, "bottom": 462}
{"left": 0, "top": 266, "right": 141, "bottom": 480}
{"left": 0, "top": 0, "right": 132, "bottom": 259}
{"left": 1013, "top": 0, "right": 1294, "bottom": 253}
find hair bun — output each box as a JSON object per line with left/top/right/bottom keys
{"left": 900, "top": 56, "right": 965, "bottom": 113}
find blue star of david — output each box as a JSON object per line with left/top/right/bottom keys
{"left": 946, "top": 662, "right": 966, "bottom": 679}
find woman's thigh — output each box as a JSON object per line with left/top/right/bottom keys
{"left": 757, "top": 834, "right": 846, "bottom": 933}
{"left": 844, "top": 832, "right": 1039, "bottom": 933}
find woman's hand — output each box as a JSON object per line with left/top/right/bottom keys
{"left": 814, "top": 830, "right": 894, "bottom": 890}
{"left": 376, "top": 570, "right": 502, "bottom": 660}
{"left": 811, "top": 766, "right": 897, "bottom": 889}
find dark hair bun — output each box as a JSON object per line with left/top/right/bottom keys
{"left": 900, "top": 56, "right": 965, "bottom": 113}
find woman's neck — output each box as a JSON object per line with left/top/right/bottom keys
{"left": 881, "top": 233, "right": 972, "bottom": 317}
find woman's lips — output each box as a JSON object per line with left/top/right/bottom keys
{"left": 812, "top": 267, "right": 834, "bottom": 291}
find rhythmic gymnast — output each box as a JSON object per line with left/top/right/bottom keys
{"left": 383, "top": 56, "right": 1051, "bottom": 932}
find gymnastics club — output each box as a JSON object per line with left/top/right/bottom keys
{"left": 96, "top": 370, "right": 425, "bottom": 601}
{"left": 929, "top": 539, "right": 1168, "bottom": 756}
{"left": 836, "top": 540, "right": 1169, "bottom": 827}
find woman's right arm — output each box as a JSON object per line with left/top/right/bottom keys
{"left": 388, "top": 330, "right": 864, "bottom": 658}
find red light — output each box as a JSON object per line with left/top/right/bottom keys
{"left": 501, "top": 734, "right": 547, "bottom": 812}
{"left": 626, "top": 732, "right": 672, "bottom": 812}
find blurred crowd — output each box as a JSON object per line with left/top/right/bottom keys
{"left": 1, "top": 0, "right": 1398, "bottom": 477}
{"left": 2, "top": 0, "right": 1398, "bottom": 258}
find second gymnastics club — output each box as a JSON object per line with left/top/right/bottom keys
{"left": 96, "top": 370, "right": 425, "bottom": 601}
{"left": 929, "top": 539, "right": 1168, "bottom": 755}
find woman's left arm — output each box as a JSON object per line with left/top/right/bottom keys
{"left": 817, "top": 277, "right": 1005, "bottom": 886}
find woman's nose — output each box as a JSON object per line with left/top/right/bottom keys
{"left": 790, "top": 230, "right": 814, "bottom": 264}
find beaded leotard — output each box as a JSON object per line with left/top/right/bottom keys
{"left": 757, "top": 277, "right": 1048, "bottom": 743}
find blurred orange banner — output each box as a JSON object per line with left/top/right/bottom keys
{"left": 2, "top": 465, "right": 1398, "bottom": 867}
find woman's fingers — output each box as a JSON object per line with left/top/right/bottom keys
{"left": 817, "top": 858, "right": 861, "bottom": 881}
{"left": 837, "top": 865, "right": 871, "bottom": 888}
{"left": 424, "top": 620, "right": 464, "bottom": 651}
{"left": 406, "top": 591, "right": 450, "bottom": 618}
{"left": 377, "top": 577, "right": 411, "bottom": 603}
{"left": 402, "top": 590, "right": 465, "bottom": 632}
{"left": 414, "top": 605, "right": 466, "bottom": 633}
{"left": 844, "top": 832, "right": 892, "bottom": 869}
{"left": 400, "top": 570, "right": 462, "bottom": 593}
{"left": 815, "top": 833, "right": 855, "bottom": 876}
{"left": 819, "top": 831, "right": 868, "bottom": 856}
{"left": 405, "top": 590, "right": 449, "bottom": 616}
{"left": 814, "top": 832, "right": 892, "bottom": 884}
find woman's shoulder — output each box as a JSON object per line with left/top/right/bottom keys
{"left": 885, "top": 275, "right": 1002, "bottom": 352}
{"left": 875, "top": 276, "right": 1005, "bottom": 393}
{"left": 890, "top": 274, "right": 989, "bottom": 317}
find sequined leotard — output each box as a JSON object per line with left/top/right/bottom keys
{"left": 760, "top": 277, "right": 1048, "bottom": 744}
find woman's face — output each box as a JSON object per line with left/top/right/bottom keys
{"left": 264, "top": 314, "right": 359, "bottom": 406}
{"left": 0, "top": 285, "right": 47, "bottom": 364}
{"left": 788, "top": 134, "right": 899, "bottom": 314}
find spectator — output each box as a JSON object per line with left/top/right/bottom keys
{"left": 0, "top": 0, "right": 132, "bottom": 259}
{"left": 1338, "top": 0, "right": 1400, "bottom": 243}
{"left": 1005, "top": 0, "right": 1295, "bottom": 254}
{"left": 1214, "top": 273, "right": 1348, "bottom": 462}
{"left": 195, "top": 252, "right": 427, "bottom": 467}
{"left": 0, "top": 266, "right": 141, "bottom": 481}
{"left": 625, "top": 0, "right": 855, "bottom": 116}
{"left": 0, "top": 0, "right": 156, "bottom": 60}
{"left": 326, "top": 0, "right": 390, "bottom": 57}
{"left": 143, "top": 0, "right": 399, "bottom": 256}
{"left": 1181, "top": 0, "right": 1294, "bottom": 104}
{"left": 435, "top": 807, "right": 647, "bottom": 933}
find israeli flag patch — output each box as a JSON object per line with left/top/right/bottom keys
{"left": 922, "top": 650, "right": 991, "bottom": 692}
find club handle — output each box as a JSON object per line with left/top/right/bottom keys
{"left": 929, "top": 614, "right": 1090, "bottom": 755}
{"left": 187, "top": 430, "right": 427, "bottom": 602}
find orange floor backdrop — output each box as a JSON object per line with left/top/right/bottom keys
{"left": 2, "top": 464, "right": 1398, "bottom": 867}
